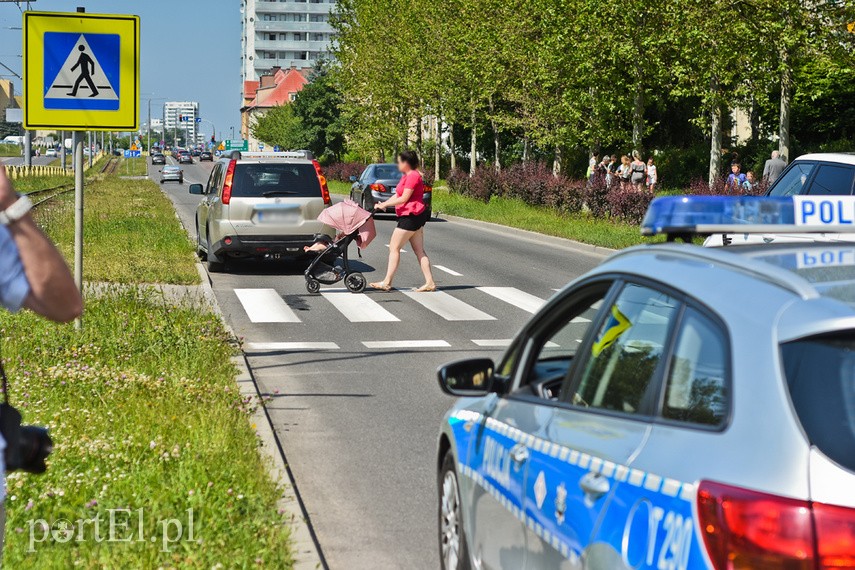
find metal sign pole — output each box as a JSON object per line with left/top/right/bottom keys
{"left": 23, "top": 130, "right": 31, "bottom": 167}
{"left": 73, "top": 130, "right": 84, "bottom": 329}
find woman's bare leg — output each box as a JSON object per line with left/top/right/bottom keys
{"left": 409, "top": 227, "right": 436, "bottom": 291}
{"left": 371, "top": 228, "right": 413, "bottom": 289}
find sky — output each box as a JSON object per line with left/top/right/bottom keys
{"left": 0, "top": 0, "right": 242, "bottom": 139}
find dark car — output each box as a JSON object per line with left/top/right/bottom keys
{"left": 350, "top": 163, "right": 433, "bottom": 216}
{"left": 191, "top": 149, "right": 201, "bottom": 157}
{"left": 177, "top": 151, "right": 193, "bottom": 164}
{"left": 199, "top": 151, "right": 213, "bottom": 162}
{"left": 151, "top": 153, "right": 166, "bottom": 165}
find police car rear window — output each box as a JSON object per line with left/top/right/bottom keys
{"left": 232, "top": 164, "right": 321, "bottom": 198}
{"left": 782, "top": 335, "right": 855, "bottom": 473}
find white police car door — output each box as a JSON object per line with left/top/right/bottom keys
{"left": 465, "top": 283, "right": 613, "bottom": 570}
{"left": 609, "top": 305, "right": 730, "bottom": 569}
{"left": 523, "top": 282, "right": 682, "bottom": 568}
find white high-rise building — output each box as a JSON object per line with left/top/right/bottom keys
{"left": 163, "top": 101, "right": 200, "bottom": 145}
{"left": 240, "top": 0, "right": 336, "bottom": 83}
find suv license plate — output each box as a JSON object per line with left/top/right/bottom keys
{"left": 255, "top": 210, "right": 300, "bottom": 224}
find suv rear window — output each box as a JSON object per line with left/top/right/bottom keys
{"left": 232, "top": 164, "right": 321, "bottom": 198}
{"left": 782, "top": 335, "right": 855, "bottom": 472}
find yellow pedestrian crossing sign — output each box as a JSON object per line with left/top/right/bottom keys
{"left": 23, "top": 11, "right": 140, "bottom": 131}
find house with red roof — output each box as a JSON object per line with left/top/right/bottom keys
{"left": 240, "top": 67, "right": 309, "bottom": 151}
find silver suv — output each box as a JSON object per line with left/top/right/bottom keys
{"left": 190, "top": 152, "right": 334, "bottom": 272}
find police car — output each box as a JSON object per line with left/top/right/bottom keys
{"left": 435, "top": 195, "right": 855, "bottom": 570}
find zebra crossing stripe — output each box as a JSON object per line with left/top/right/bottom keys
{"left": 234, "top": 288, "right": 301, "bottom": 323}
{"left": 321, "top": 289, "right": 399, "bottom": 322}
{"left": 402, "top": 290, "right": 495, "bottom": 321}
{"left": 434, "top": 265, "right": 463, "bottom": 276}
{"left": 477, "top": 287, "right": 546, "bottom": 313}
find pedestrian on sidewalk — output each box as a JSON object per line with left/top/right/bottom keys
{"left": 763, "top": 150, "right": 787, "bottom": 184}
{"left": 369, "top": 150, "right": 437, "bottom": 293}
{"left": 630, "top": 151, "right": 647, "bottom": 191}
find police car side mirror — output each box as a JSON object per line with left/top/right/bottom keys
{"left": 189, "top": 183, "right": 204, "bottom": 195}
{"left": 438, "top": 358, "right": 495, "bottom": 397}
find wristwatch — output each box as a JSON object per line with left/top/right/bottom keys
{"left": 0, "top": 195, "right": 32, "bottom": 226}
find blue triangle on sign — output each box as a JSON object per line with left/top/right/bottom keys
{"left": 43, "top": 32, "right": 121, "bottom": 111}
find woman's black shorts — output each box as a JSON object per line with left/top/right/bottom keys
{"left": 397, "top": 210, "right": 430, "bottom": 232}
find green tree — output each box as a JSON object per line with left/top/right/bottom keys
{"left": 292, "top": 63, "right": 346, "bottom": 160}
{"left": 251, "top": 104, "right": 306, "bottom": 151}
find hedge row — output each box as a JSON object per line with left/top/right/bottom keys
{"left": 447, "top": 162, "right": 768, "bottom": 225}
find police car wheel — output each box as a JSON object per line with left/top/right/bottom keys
{"left": 439, "top": 452, "right": 471, "bottom": 570}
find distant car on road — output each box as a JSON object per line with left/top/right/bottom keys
{"left": 160, "top": 166, "right": 183, "bottom": 185}
{"left": 189, "top": 151, "right": 334, "bottom": 272}
{"left": 45, "top": 148, "right": 58, "bottom": 157}
{"left": 191, "top": 149, "right": 201, "bottom": 157}
{"left": 436, "top": 195, "right": 855, "bottom": 570}
{"left": 151, "top": 153, "right": 166, "bottom": 165}
{"left": 350, "top": 163, "right": 432, "bottom": 216}
{"left": 177, "top": 150, "right": 193, "bottom": 165}
{"left": 199, "top": 151, "right": 213, "bottom": 162}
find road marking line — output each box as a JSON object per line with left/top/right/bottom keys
{"left": 472, "top": 339, "right": 513, "bottom": 347}
{"left": 385, "top": 244, "right": 407, "bottom": 253}
{"left": 321, "top": 289, "right": 399, "bottom": 322}
{"left": 362, "top": 340, "right": 450, "bottom": 349}
{"left": 234, "top": 288, "right": 301, "bottom": 323}
{"left": 402, "top": 291, "right": 495, "bottom": 321}
{"left": 477, "top": 287, "right": 546, "bottom": 313}
{"left": 245, "top": 342, "right": 339, "bottom": 351}
{"left": 571, "top": 316, "right": 591, "bottom": 323}
{"left": 473, "top": 339, "right": 559, "bottom": 348}
{"left": 434, "top": 265, "right": 462, "bottom": 276}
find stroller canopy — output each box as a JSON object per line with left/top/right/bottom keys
{"left": 318, "top": 200, "right": 376, "bottom": 248}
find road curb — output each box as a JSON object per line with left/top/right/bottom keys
{"left": 438, "top": 213, "right": 617, "bottom": 257}
{"left": 233, "top": 354, "right": 327, "bottom": 570}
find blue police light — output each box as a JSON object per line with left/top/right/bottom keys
{"left": 641, "top": 195, "right": 855, "bottom": 237}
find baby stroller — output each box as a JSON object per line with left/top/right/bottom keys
{"left": 305, "top": 199, "right": 377, "bottom": 294}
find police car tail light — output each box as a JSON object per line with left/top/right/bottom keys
{"left": 697, "top": 481, "right": 815, "bottom": 569}
{"left": 813, "top": 502, "right": 855, "bottom": 569}
{"left": 221, "top": 159, "right": 237, "bottom": 205}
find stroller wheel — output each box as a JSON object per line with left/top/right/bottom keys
{"left": 306, "top": 278, "right": 321, "bottom": 294}
{"left": 345, "top": 272, "right": 367, "bottom": 293}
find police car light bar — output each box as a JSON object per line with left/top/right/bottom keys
{"left": 641, "top": 195, "right": 855, "bottom": 237}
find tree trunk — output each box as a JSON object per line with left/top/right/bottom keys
{"left": 749, "top": 98, "right": 760, "bottom": 144}
{"left": 449, "top": 125, "right": 456, "bottom": 171}
{"left": 470, "top": 107, "right": 477, "bottom": 176}
{"left": 553, "top": 146, "right": 563, "bottom": 177}
{"left": 434, "top": 117, "right": 441, "bottom": 181}
{"left": 488, "top": 96, "right": 500, "bottom": 173}
{"left": 417, "top": 115, "right": 424, "bottom": 160}
{"left": 632, "top": 84, "right": 644, "bottom": 152}
{"left": 708, "top": 104, "right": 722, "bottom": 187}
{"left": 778, "top": 53, "right": 793, "bottom": 163}
{"left": 522, "top": 137, "right": 530, "bottom": 163}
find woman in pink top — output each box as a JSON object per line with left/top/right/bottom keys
{"left": 369, "top": 150, "right": 437, "bottom": 292}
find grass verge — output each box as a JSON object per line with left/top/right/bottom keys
{"left": 34, "top": 176, "right": 199, "bottom": 285}
{"left": 328, "top": 180, "right": 350, "bottom": 196}
{"left": 433, "top": 189, "right": 658, "bottom": 249}
{"left": 0, "top": 289, "right": 293, "bottom": 567}
{"left": 120, "top": 157, "right": 148, "bottom": 177}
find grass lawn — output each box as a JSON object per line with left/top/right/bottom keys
{"left": 0, "top": 171, "right": 294, "bottom": 566}
{"left": 35, "top": 176, "right": 199, "bottom": 285}
{"left": 328, "top": 180, "right": 350, "bottom": 196}
{"left": 17, "top": 175, "right": 73, "bottom": 194}
{"left": 120, "top": 157, "right": 148, "bottom": 177}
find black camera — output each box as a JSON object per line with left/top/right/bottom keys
{"left": 0, "top": 403, "right": 52, "bottom": 474}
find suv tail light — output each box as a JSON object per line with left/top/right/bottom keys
{"left": 369, "top": 183, "right": 387, "bottom": 193}
{"left": 698, "top": 481, "right": 855, "bottom": 570}
{"left": 221, "top": 159, "right": 237, "bottom": 205}
{"left": 312, "top": 160, "right": 332, "bottom": 206}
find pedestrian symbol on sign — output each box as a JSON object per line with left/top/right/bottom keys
{"left": 44, "top": 33, "right": 120, "bottom": 110}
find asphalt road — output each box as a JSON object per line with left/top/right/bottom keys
{"left": 1, "top": 155, "right": 59, "bottom": 166}
{"left": 149, "top": 157, "right": 607, "bottom": 569}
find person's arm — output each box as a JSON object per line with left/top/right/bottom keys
{"left": 377, "top": 186, "right": 415, "bottom": 210}
{"left": 0, "top": 168, "right": 82, "bottom": 322}
{"left": 763, "top": 161, "right": 770, "bottom": 179}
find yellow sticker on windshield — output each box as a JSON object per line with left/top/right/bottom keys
{"left": 592, "top": 304, "right": 631, "bottom": 357}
